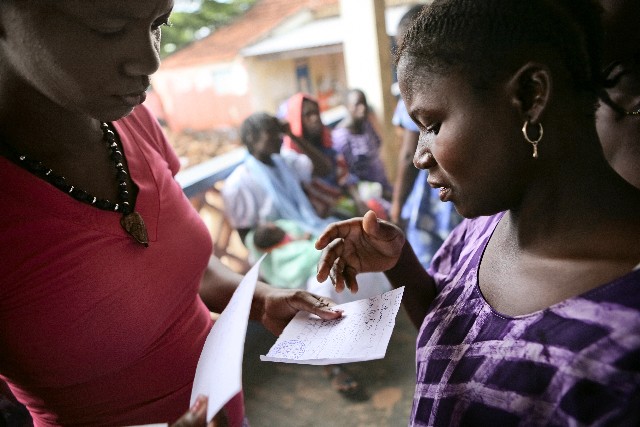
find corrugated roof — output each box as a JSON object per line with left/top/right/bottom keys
{"left": 161, "top": 0, "right": 339, "bottom": 69}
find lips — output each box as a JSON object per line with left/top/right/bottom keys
{"left": 427, "top": 178, "right": 442, "bottom": 189}
{"left": 118, "top": 91, "right": 147, "bottom": 107}
{"left": 438, "top": 187, "right": 452, "bottom": 202}
{"left": 427, "top": 178, "right": 452, "bottom": 202}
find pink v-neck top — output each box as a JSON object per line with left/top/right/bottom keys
{"left": 0, "top": 105, "right": 244, "bottom": 426}
{"left": 412, "top": 213, "right": 640, "bottom": 426}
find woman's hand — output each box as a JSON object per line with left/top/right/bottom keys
{"left": 200, "top": 257, "right": 342, "bottom": 337}
{"left": 315, "top": 210, "right": 405, "bottom": 294}
{"left": 171, "top": 395, "right": 227, "bottom": 427}
{"left": 252, "top": 285, "right": 343, "bottom": 336}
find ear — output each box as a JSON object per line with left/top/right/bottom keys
{"left": 506, "top": 62, "right": 551, "bottom": 123}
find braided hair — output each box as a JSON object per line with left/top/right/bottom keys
{"left": 397, "top": 0, "right": 604, "bottom": 110}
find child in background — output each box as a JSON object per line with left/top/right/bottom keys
{"left": 247, "top": 220, "right": 317, "bottom": 290}
{"left": 247, "top": 219, "right": 391, "bottom": 301}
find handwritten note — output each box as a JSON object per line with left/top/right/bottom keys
{"left": 190, "top": 255, "right": 265, "bottom": 422}
{"left": 260, "top": 287, "right": 405, "bottom": 365}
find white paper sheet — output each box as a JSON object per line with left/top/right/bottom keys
{"left": 260, "top": 286, "right": 405, "bottom": 365}
{"left": 190, "top": 255, "right": 265, "bottom": 422}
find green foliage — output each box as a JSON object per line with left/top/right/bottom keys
{"left": 161, "top": 0, "right": 257, "bottom": 57}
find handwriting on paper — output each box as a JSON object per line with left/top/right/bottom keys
{"left": 260, "top": 286, "right": 405, "bottom": 365}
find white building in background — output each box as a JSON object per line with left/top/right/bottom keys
{"left": 151, "top": 0, "right": 423, "bottom": 133}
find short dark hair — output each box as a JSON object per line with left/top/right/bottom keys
{"left": 397, "top": 4, "right": 424, "bottom": 40}
{"left": 239, "top": 112, "right": 277, "bottom": 153}
{"left": 253, "top": 223, "right": 286, "bottom": 250}
{"left": 397, "top": 0, "right": 604, "bottom": 107}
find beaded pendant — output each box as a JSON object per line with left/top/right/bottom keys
{"left": 101, "top": 123, "right": 149, "bottom": 247}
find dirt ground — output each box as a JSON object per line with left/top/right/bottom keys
{"left": 242, "top": 310, "right": 418, "bottom": 427}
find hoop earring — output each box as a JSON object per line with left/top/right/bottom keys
{"left": 521, "top": 121, "right": 543, "bottom": 159}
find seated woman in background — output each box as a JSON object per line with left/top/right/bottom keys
{"left": 222, "top": 111, "right": 391, "bottom": 300}
{"left": 332, "top": 88, "right": 393, "bottom": 203}
{"left": 222, "top": 112, "right": 338, "bottom": 244}
{"left": 281, "top": 92, "right": 369, "bottom": 218}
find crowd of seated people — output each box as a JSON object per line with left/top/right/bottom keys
{"left": 221, "top": 109, "right": 391, "bottom": 401}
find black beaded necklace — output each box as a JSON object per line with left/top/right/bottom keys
{"left": 0, "top": 123, "right": 149, "bottom": 247}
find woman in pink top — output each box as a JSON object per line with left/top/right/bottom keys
{"left": 0, "top": 1, "right": 341, "bottom": 426}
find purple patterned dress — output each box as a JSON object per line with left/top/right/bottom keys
{"left": 412, "top": 213, "right": 640, "bottom": 426}
{"left": 331, "top": 121, "right": 392, "bottom": 193}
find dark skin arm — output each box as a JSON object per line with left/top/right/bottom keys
{"left": 390, "top": 128, "right": 420, "bottom": 225}
{"left": 315, "top": 210, "right": 436, "bottom": 329}
{"left": 280, "top": 121, "right": 333, "bottom": 178}
{"left": 199, "top": 256, "right": 342, "bottom": 336}
{"left": 384, "top": 240, "right": 437, "bottom": 328}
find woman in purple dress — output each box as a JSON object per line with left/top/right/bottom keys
{"left": 331, "top": 89, "right": 392, "bottom": 197}
{"left": 316, "top": 0, "right": 640, "bottom": 425}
